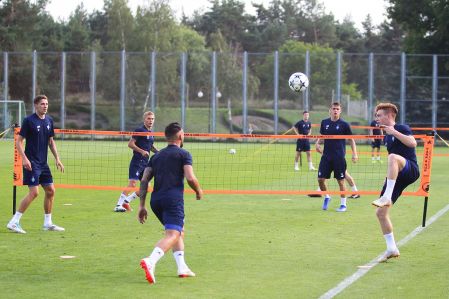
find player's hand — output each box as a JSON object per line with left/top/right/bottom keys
{"left": 352, "top": 154, "right": 358, "bottom": 163}
{"left": 141, "top": 151, "right": 150, "bottom": 158}
{"left": 379, "top": 125, "right": 394, "bottom": 135}
{"left": 56, "top": 159, "right": 64, "bottom": 173}
{"left": 138, "top": 206, "right": 148, "bottom": 224}
{"left": 315, "top": 144, "right": 322, "bottom": 154}
{"left": 23, "top": 157, "right": 32, "bottom": 171}
{"left": 196, "top": 189, "right": 203, "bottom": 200}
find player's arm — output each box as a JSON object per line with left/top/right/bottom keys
{"left": 150, "top": 145, "right": 158, "bottom": 153}
{"left": 386, "top": 127, "right": 417, "bottom": 148}
{"left": 315, "top": 138, "right": 322, "bottom": 154}
{"left": 16, "top": 135, "right": 32, "bottom": 171}
{"left": 128, "top": 137, "right": 149, "bottom": 158}
{"left": 369, "top": 127, "right": 375, "bottom": 142}
{"left": 349, "top": 138, "right": 358, "bottom": 162}
{"left": 292, "top": 126, "right": 299, "bottom": 135}
{"left": 49, "top": 137, "right": 64, "bottom": 172}
{"left": 138, "top": 166, "right": 154, "bottom": 224}
{"left": 184, "top": 165, "right": 203, "bottom": 200}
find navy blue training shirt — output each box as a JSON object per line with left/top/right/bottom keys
{"left": 294, "top": 120, "right": 312, "bottom": 135}
{"left": 370, "top": 120, "right": 382, "bottom": 135}
{"left": 384, "top": 124, "right": 417, "bottom": 164}
{"left": 149, "top": 144, "right": 193, "bottom": 199}
{"left": 132, "top": 125, "right": 154, "bottom": 157}
{"left": 19, "top": 113, "right": 54, "bottom": 166}
{"left": 320, "top": 118, "right": 352, "bottom": 157}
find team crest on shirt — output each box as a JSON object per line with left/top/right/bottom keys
{"left": 37, "top": 125, "right": 40, "bottom": 132}
{"left": 325, "top": 125, "right": 329, "bottom": 130}
{"left": 336, "top": 125, "right": 340, "bottom": 130}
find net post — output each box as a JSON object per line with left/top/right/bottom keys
{"left": 13, "top": 186, "right": 16, "bottom": 215}
{"left": 421, "top": 131, "right": 435, "bottom": 227}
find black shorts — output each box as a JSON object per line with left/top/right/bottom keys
{"left": 150, "top": 195, "right": 184, "bottom": 232}
{"left": 371, "top": 139, "right": 381, "bottom": 148}
{"left": 318, "top": 155, "right": 347, "bottom": 180}
{"left": 380, "top": 160, "right": 420, "bottom": 203}
{"left": 128, "top": 157, "right": 148, "bottom": 180}
{"left": 23, "top": 163, "right": 53, "bottom": 186}
{"left": 296, "top": 139, "right": 311, "bottom": 152}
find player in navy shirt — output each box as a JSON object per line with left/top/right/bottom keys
{"left": 292, "top": 111, "right": 316, "bottom": 171}
{"left": 114, "top": 111, "right": 158, "bottom": 212}
{"left": 369, "top": 118, "right": 383, "bottom": 163}
{"left": 7, "top": 95, "right": 65, "bottom": 234}
{"left": 315, "top": 102, "right": 358, "bottom": 212}
{"left": 138, "top": 122, "right": 203, "bottom": 284}
{"left": 371, "top": 103, "right": 420, "bottom": 262}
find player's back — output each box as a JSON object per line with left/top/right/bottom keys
{"left": 149, "top": 145, "right": 192, "bottom": 198}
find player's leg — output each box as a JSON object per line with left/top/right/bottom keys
{"left": 172, "top": 230, "right": 196, "bottom": 277}
{"left": 306, "top": 150, "right": 316, "bottom": 170}
{"left": 376, "top": 147, "right": 381, "bottom": 161}
{"left": 372, "top": 154, "right": 407, "bottom": 207}
{"left": 294, "top": 150, "right": 300, "bottom": 171}
{"left": 336, "top": 179, "right": 347, "bottom": 212}
{"left": 376, "top": 206, "right": 400, "bottom": 262}
{"left": 371, "top": 144, "right": 376, "bottom": 162}
{"left": 318, "top": 156, "right": 332, "bottom": 210}
{"left": 6, "top": 185, "right": 39, "bottom": 234}
{"left": 345, "top": 171, "right": 360, "bottom": 199}
{"left": 42, "top": 184, "right": 64, "bottom": 231}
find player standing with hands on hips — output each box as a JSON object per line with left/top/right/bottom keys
{"left": 138, "top": 122, "right": 203, "bottom": 284}
{"left": 371, "top": 103, "right": 420, "bottom": 262}
{"left": 7, "top": 95, "right": 65, "bottom": 234}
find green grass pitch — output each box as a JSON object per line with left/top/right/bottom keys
{"left": 1, "top": 139, "right": 448, "bottom": 298}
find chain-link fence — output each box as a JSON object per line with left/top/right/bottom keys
{"left": 1, "top": 51, "right": 448, "bottom": 133}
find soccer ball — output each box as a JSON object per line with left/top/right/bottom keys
{"left": 289, "top": 72, "right": 309, "bottom": 92}
{"left": 229, "top": 148, "right": 236, "bottom": 155}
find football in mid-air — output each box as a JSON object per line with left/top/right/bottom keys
{"left": 288, "top": 72, "right": 309, "bottom": 92}
{"left": 229, "top": 148, "right": 236, "bottom": 155}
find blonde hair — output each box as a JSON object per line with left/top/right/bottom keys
{"left": 142, "top": 111, "right": 154, "bottom": 120}
{"left": 375, "top": 103, "right": 398, "bottom": 116}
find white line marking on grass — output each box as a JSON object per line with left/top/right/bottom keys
{"left": 319, "top": 203, "right": 449, "bottom": 299}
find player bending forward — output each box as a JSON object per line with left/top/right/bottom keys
{"left": 371, "top": 103, "right": 420, "bottom": 262}
{"left": 138, "top": 122, "right": 203, "bottom": 284}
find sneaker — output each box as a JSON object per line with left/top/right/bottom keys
{"left": 336, "top": 205, "right": 347, "bottom": 212}
{"left": 114, "top": 205, "right": 126, "bottom": 212}
{"left": 294, "top": 165, "right": 299, "bottom": 171}
{"left": 322, "top": 197, "right": 331, "bottom": 210}
{"left": 7, "top": 222, "right": 26, "bottom": 234}
{"left": 378, "top": 249, "right": 400, "bottom": 263}
{"left": 122, "top": 202, "right": 132, "bottom": 212}
{"left": 309, "top": 166, "right": 317, "bottom": 171}
{"left": 378, "top": 159, "right": 383, "bottom": 164}
{"left": 43, "top": 224, "right": 65, "bottom": 231}
{"left": 350, "top": 194, "right": 361, "bottom": 199}
{"left": 178, "top": 268, "right": 196, "bottom": 278}
{"left": 372, "top": 196, "right": 392, "bottom": 208}
{"left": 140, "top": 258, "right": 156, "bottom": 284}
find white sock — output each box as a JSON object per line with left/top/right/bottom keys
{"left": 372, "top": 156, "right": 375, "bottom": 160}
{"left": 351, "top": 185, "right": 358, "bottom": 192}
{"left": 148, "top": 247, "right": 165, "bottom": 266}
{"left": 384, "top": 179, "right": 396, "bottom": 200}
{"left": 127, "top": 192, "right": 138, "bottom": 203}
{"left": 340, "top": 197, "right": 347, "bottom": 206}
{"left": 377, "top": 156, "right": 381, "bottom": 160}
{"left": 11, "top": 211, "right": 23, "bottom": 223}
{"left": 384, "top": 232, "right": 398, "bottom": 252}
{"left": 173, "top": 251, "right": 188, "bottom": 271}
{"left": 44, "top": 214, "right": 52, "bottom": 226}
{"left": 116, "top": 194, "right": 127, "bottom": 206}
{"left": 294, "top": 162, "right": 298, "bottom": 167}
{"left": 325, "top": 195, "right": 330, "bottom": 199}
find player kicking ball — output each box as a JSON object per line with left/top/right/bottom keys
{"left": 138, "top": 122, "right": 203, "bottom": 284}
{"left": 371, "top": 103, "right": 420, "bottom": 262}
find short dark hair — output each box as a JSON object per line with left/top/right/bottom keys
{"left": 34, "top": 95, "right": 47, "bottom": 104}
{"left": 303, "top": 110, "right": 309, "bottom": 114}
{"left": 331, "top": 102, "right": 341, "bottom": 107}
{"left": 165, "top": 122, "right": 182, "bottom": 140}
